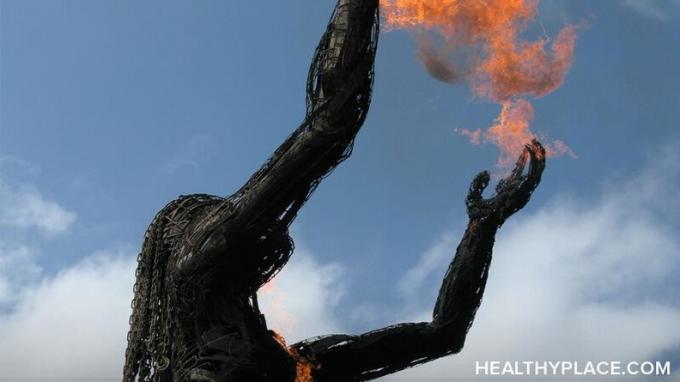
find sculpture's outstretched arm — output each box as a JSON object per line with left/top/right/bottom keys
{"left": 177, "top": 0, "right": 380, "bottom": 274}
{"left": 291, "top": 141, "right": 546, "bottom": 382}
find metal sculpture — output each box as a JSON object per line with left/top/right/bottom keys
{"left": 124, "top": 0, "right": 546, "bottom": 381}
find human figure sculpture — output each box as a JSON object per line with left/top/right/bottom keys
{"left": 123, "top": 1, "right": 546, "bottom": 381}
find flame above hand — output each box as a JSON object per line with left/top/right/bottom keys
{"left": 380, "top": 0, "right": 578, "bottom": 167}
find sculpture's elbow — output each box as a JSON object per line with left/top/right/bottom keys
{"left": 430, "top": 319, "right": 471, "bottom": 357}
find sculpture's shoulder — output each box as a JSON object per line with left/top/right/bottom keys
{"left": 147, "top": 194, "right": 225, "bottom": 238}
{"left": 156, "top": 193, "right": 226, "bottom": 221}
{"left": 139, "top": 194, "right": 226, "bottom": 271}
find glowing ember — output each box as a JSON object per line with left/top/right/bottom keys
{"left": 380, "top": 0, "right": 579, "bottom": 167}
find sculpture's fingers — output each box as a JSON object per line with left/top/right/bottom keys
{"left": 467, "top": 171, "right": 490, "bottom": 202}
{"left": 520, "top": 139, "right": 546, "bottom": 193}
{"left": 496, "top": 139, "right": 546, "bottom": 221}
{"left": 466, "top": 171, "right": 491, "bottom": 218}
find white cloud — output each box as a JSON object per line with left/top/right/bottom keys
{"left": 0, "top": 244, "right": 344, "bottom": 379}
{"left": 258, "top": 248, "right": 346, "bottom": 343}
{"left": 0, "top": 251, "right": 136, "bottom": 380}
{"left": 380, "top": 148, "right": 680, "bottom": 380}
{"left": 0, "top": 180, "right": 76, "bottom": 235}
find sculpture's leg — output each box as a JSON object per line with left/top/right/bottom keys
{"left": 291, "top": 142, "right": 546, "bottom": 382}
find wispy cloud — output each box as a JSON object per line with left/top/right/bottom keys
{"left": 0, "top": 244, "right": 41, "bottom": 305}
{"left": 0, "top": 172, "right": 77, "bottom": 304}
{"left": 160, "top": 133, "right": 218, "bottom": 175}
{"left": 0, "top": 180, "right": 76, "bottom": 236}
{"left": 622, "top": 0, "right": 680, "bottom": 21}
{"left": 0, "top": 155, "right": 41, "bottom": 176}
{"left": 398, "top": 232, "right": 454, "bottom": 304}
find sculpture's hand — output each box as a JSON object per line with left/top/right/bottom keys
{"left": 465, "top": 139, "right": 546, "bottom": 224}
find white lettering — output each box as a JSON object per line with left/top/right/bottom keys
{"left": 472, "top": 360, "right": 671, "bottom": 377}
{"left": 475, "top": 361, "right": 489, "bottom": 375}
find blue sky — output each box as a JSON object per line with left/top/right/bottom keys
{"left": 1, "top": 0, "right": 679, "bottom": 380}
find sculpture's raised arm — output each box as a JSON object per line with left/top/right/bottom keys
{"left": 289, "top": 141, "right": 546, "bottom": 382}
{"left": 175, "top": 0, "right": 380, "bottom": 276}
{"left": 231, "top": 0, "right": 380, "bottom": 227}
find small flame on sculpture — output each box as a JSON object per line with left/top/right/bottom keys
{"left": 261, "top": 283, "right": 315, "bottom": 381}
{"left": 380, "top": 0, "right": 579, "bottom": 166}
{"left": 272, "top": 331, "right": 317, "bottom": 382}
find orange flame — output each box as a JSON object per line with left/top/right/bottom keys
{"left": 260, "top": 283, "right": 315, "bottom": 381}
{"left": 380, "top": 0, "right": 579, "bottom": 166}
{"left": 271, "top": 331, "right": 317, "bottom": 382}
